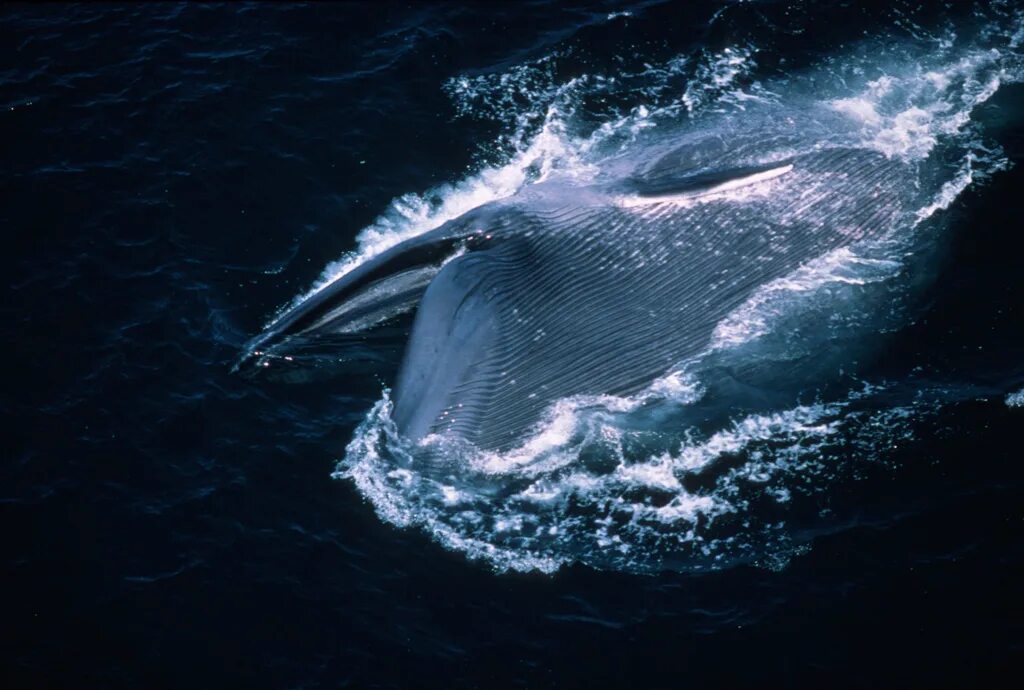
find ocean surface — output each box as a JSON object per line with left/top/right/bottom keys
{"left": 4, "top": 1, "right": 1024, "bottom": 687}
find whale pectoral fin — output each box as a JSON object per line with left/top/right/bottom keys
{"left": 627, "top": 161, "right": 794, "bottom": 201}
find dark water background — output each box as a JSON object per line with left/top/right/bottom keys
{"left": 4, "top": 2, "right": 1024, "bottom": 687}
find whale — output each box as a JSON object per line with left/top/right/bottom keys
{"left": 240, "top": 121, "right": 911, "bottom": 452}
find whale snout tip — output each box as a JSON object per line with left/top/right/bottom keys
{"left": 232, "top": 343, "right": 311, "bottom": 383}
{"left": 230, "top": 347, "right": 269, "bottom": 376}
{"left": 231, "top": 326, "right": 288, "bottom": 376}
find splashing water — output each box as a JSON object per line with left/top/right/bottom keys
{"left": 1007, "top": 388, "right": 1024, "bottom": 408}
{"left": 309, "top": 5, "right": 1024, "bottom": 573}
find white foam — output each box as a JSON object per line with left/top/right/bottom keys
{"left": 917, "top": 147, "right": 1010, "bottom": 223}
{"left": 647, "top": 370, "right": 706, "bottom": 400}
{"left": 338, "top": 369, "right": 937, "bottom": 572}
{"left": 829, "top": 50, "right": 1014, "bottom": 161}
{"left": 1007, "top": 388, "right": 1024, "bottom": 408}
{"left": 682, "top": 46, "right": 756, "bottom": 113}
{"left": 464, "top": 394, "right": 643, "bottom": 476}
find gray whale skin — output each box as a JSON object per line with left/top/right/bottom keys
{"left": 242, "top": 127, "right": 909, "bottom": 452}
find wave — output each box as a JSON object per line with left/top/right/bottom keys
{"left": 307, "top": 2, "right": 1024, "bottom": 572}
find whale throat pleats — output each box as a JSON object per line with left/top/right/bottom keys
{"left": 393, "top": 148, "right": 909, "bottom": 450}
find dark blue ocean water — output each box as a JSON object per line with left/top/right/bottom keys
{"left": 4, "top": 2, "right": 1024, "bottom": 688}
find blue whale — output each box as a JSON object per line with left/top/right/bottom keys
{"left": 241, "top": 124, "right": 910, "bottom": 451}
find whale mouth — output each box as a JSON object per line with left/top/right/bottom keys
{"left": 234, "top": 220, "right": 485, "bottom": 376}
{"left": 232, "top": 266, "right": 435, "bottom": 378}
{"left": 232, "top": 325, "right": 412, "bottom": 383}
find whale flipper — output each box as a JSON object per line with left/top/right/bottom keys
{"left": 629, "top": 161, "right": 794, "bottom": 199}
